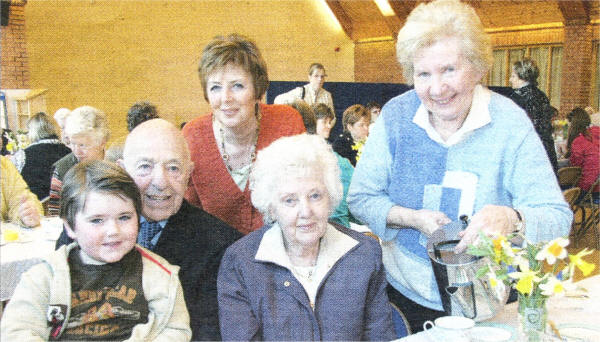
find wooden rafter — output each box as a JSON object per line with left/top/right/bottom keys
{"left": 557, "top": 0, "right": 590, "bottom": 25}
{"left": 326, "top": 0, "right": 354, "bottom": 40}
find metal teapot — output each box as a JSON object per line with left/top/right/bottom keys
{"left": 427, "top": 219, "right": 508, "bottom": 321}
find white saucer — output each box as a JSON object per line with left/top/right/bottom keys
{"left": 470, "top": 323, "right": 515, "bottom": 342}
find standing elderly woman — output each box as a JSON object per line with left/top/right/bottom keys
{"left": 348, "top": 0, "right": 572, "bottom": 332}
{"left": 183, "top": 33, "right": 305, "bottom": 235}
{"left": 274, "top": 63, "right": 335, "bottom": 115}
{"left": 218, "top": 134, "right": 394, "bottom": 341}
{"left": 509, "top": 58, "right": 558, "bottom": 173}
{"left": 47, "top": 106, "right": 110, "bottom": 215}
{"left": 10, "top": 112, "right": 71, "bottom": 200}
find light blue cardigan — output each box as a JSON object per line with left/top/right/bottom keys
{"left": 348, "top": 89, "right": 572, "bottom": 310}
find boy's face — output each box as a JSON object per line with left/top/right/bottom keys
{"left": 65, "top": 191, "right": 139, "bottom": 263}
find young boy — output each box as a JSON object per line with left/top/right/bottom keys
{"left": 1, "top": 160, "right": 191, "bottom": 341}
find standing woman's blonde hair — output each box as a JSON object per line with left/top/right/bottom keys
{"left": 396, "top": 0, "right": 492, "bottom": 84}
{"left": 27, "top": 112, "right": 61, "bottom": 143}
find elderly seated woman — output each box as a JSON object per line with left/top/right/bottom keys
{"left": 47, "top": 106, "right": 110, "bottom": 215}
{"left": 217, "top": 134, "right": 395, "bottom": 341}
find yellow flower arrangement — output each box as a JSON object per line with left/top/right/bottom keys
{"left": 351, "top": 138, "right": 366, "bottom": 163}
{"left": 468, "top": 234, "right": 595, "bottom": 299}
{"left": 3, "top": 130, "right": 29, "bottom": 153}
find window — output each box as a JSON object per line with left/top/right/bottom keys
{"left": 488, "top": 45, "right": 563, "bottom": 108}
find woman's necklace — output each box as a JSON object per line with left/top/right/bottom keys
{"left": 217, "top": 111, "right": 261, "bottom": 173}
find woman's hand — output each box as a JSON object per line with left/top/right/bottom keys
{"left": 454, "top": 205, "right": 517, "bottom": 253}
{"left": 18, "top": 196, "right": 41, "bottom": 228}
{"left": 387, "top": 206, "right": 451, "bottom": 236}
{"left": 413, "top": 209, "right": 451, "bottom": 236}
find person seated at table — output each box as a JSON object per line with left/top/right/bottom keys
{"left": 566, "top": 107, "right": 599, "bottom": 202}
{"left": 367, "top": 101, "right": 382, "bottom": 133}
{"left": 182, "top": 33, "right": 305, "bottom": 235}
{"left": 217, "top": 134, "right": 395, "bottom": 341}
{"left": 53, "top": 107, "right": 71, "bottom": 145}
{"left": 273, "top": 63, "right": 335, "bottom": 115}
{"left": 56, "top": 118, "right": 243, "bottom": 340}
{"left": 1, "top": 155, "right": 43, "bottom": 227}
{"left": 347, "top": 0, "right": 572, "bottom": 333}
{"left": 312, "top": 102, "right": 336, "bottom": 139}
{"left": 48, "top": 106, "right": 110, "bottom": 216}
{"left": 332, "top": 104, "right": 370, "bottom": 166}
{"left": 1, "top": 160, "right": 191, "bottom": 341}
{"left": 10, "top": 112, "right": 71, "bottom": 200}
{"left": 290, "top": 100, "right": 353, "bottom": 228}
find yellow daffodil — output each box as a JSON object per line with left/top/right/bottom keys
{"left": 539, "top": 276, "right": 575, "bottom": 297}
{"left": 509, "top": 269, "right": 540, "bottom": 295}
{"left": 535, "top": 237, "right": 569, "bottom": 265}
{"left": 487, "top": 271, "right": 499, "bottom": 288}
{"left": 569, "top": 248, "right": 596, "bottom": 276}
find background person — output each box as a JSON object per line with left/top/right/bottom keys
{"left": 509, "top": 58, "right": 558, "bottom": 174}
{"left": 566, "top": 107, "right": 600, "bottom": 201}
{"left": 291, "top": 100, "right": 353, "bottom": 228}
{"left": 10, "top": 112, "right": 71, "bottom": 200}
{"left": 273, "top": 63, "right": 335, "bottom": 115}
{"left": 1, "top": 155, "right": 43, "bottom": 227}
{"left": 47, "top": 106, "right": 110, "bottom": 216}
{"left": 348, "top": 0, "right": 571, "bottom": 332}
{"left": 218, "top": 134, "right": 395, "bottom": 341}
{"left": 332, "top": 104, "right": 370, "bottom": 166}
{"left": 53, "top": 107, "right": 71, "bottom": 145}
{"left": 367, "top": 101, "right": 382, "bottom": 133}
{"left": 183, "top": 33, "right": 305, "bottom": 235}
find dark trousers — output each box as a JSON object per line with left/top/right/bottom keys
{"left": 386, "top": 284, "right": 446, "bottom": 333}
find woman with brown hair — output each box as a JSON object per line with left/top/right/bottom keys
{"left": 567, "top": 107, "right": 600, "bottom": 200}
{"left": 183, "top": 33, "right": 305, "bottom": 235}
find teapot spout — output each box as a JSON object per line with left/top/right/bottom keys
{"left": 446, "top": 282, "right": 477, "bottom": 319}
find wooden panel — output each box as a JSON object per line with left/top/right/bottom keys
{"left": 475, "top": 0, "right": 563, "bottom": 28}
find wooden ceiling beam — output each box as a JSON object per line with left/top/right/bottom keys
{"left": 388, "top": 0, "right": 418, "bottom": 21}
{"left": 557, "top": 0, "right": 590, "bottom": 25}
{"left": 325, "top": 0, "right": 354, "bottom": 40}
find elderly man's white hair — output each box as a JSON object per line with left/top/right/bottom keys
{"left": 250, "top": 133, "right": 342, "bottom": 224}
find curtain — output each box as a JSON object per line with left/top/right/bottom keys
{"left": 530, "top": 47, "right": 550, "bottom": 94}
{"left": 550, "top": 46, "right": 563, "bottom": 109}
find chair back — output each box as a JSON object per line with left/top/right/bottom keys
{"left": 562, "top": 187, "right": 581, "bottom": 208}
{"left": 389, "top": 302, "right": 411, "bottom": 338}
{"left": 558, "top": 166, "right": 582, "bottom": 189}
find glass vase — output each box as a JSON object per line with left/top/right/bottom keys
{"left": 517, "top": 293, "right": 548, "bottom": 342}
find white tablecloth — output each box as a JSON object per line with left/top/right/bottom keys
{"left": 394, "top": 275, "right": 600, "bottom": 341}
{"left": 1, "top": 217, "right": 63, "bottom": 301}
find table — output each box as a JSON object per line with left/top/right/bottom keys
{"left": 395, "top": 275, "right": 600, "bottom": 341}
{"left": 1, "top": 217, "right": 63, "bottom": 301}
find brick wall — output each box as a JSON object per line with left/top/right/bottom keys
{"left": 1, "top": 1, "right": 29, "bottom": 89}
{"left": 559, "top": 23, "right": 593, "bottom": 116}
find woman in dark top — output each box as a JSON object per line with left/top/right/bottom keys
{"left": 11, "top": 112, "right": 71, "bottom": 200}
{"left": 332, "top": 104, "right": 370, "bottom": 166}
{"left": 509, "top": 58, "right": 558, "bottom": 174}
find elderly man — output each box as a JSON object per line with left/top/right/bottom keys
{"left": 57, "top": 119, "right": 242, "bottom": 340}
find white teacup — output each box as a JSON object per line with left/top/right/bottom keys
{"left": 423, "top": 316, "right": 475, "bottom": 342}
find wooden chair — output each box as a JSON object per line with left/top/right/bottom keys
{"left": 562, "top": 187, "right": 581, "bottom": 208}
{"left": 570, "top": 177, "right": 600, "bottom": 249}
{"left": 558, "top": 166, "right": 582, "bottom": 190}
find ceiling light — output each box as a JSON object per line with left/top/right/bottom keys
{"left": 374, "top": 0, "right": 395, "bottom": 17}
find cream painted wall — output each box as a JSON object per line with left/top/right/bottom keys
{"left": 25, "top": 0, "right": 354, "bottom": 140}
